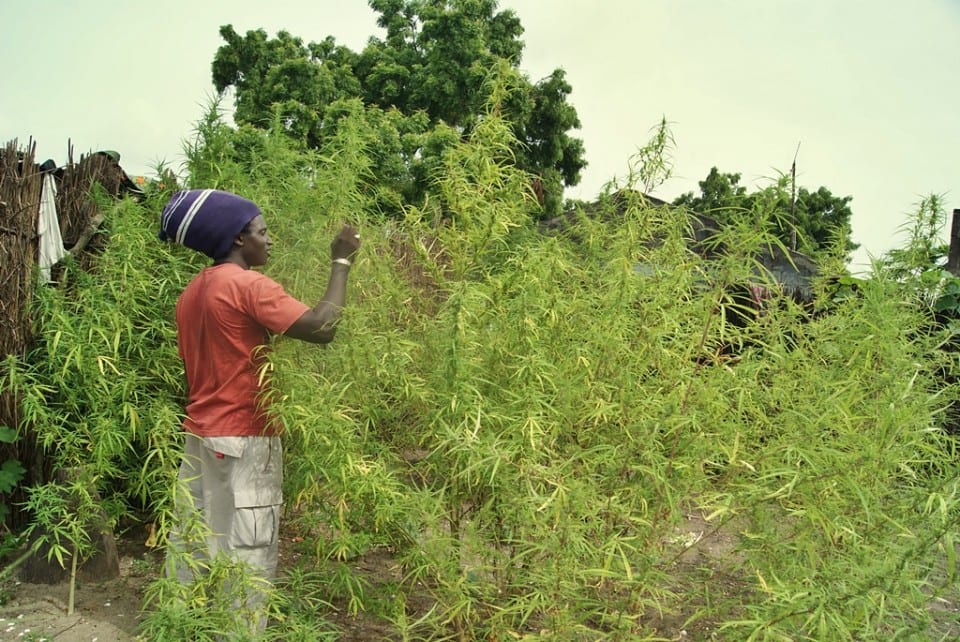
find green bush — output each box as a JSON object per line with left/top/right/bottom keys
{"left": 5, "top": 82, "right": 957, "bottom": 640}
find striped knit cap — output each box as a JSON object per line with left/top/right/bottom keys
{"left": 158, "top": 189, "right": 261, "bottom": 259}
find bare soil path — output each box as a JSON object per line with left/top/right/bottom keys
{"left": 0, "top": 514, "right": 956, "bottom": 641}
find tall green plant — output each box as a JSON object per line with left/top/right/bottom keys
{"left": 0, "top": 191, "right": 192, "bottom": 596}
{"left": 0, "top": 425, "right": 25, "bottom": 526}
{"left": 132, "top": 77, "right": 959, "bottom": 640}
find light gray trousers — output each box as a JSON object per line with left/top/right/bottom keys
{"left": 167, "top": 433, "right": 283, "bottom": 584}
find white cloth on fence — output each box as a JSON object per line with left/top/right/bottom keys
{"left": 38, "top": 173, "right": 66, "bottom": 282}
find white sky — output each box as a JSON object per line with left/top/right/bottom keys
{"left": 2, "top": 1, "right": 958, "bottom": 272}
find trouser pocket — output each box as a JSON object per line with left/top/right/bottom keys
{"left": 228, "top": 436, "right": 283, "bottom": 550}
{"left": 230, "top": 504, "right": 280, "bottom": 549}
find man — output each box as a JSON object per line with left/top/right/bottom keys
{"left": 159, "top": 188, "right": 360, "bottom": 620}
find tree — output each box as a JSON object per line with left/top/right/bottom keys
{"left": 211, "top": 0, "right": 586, "bottom": 217}
{"left": 672, "top": 167, "right": 748, "bottom": 215}
{"left": 673, "top": 166, "right": 857, "bottom": 260}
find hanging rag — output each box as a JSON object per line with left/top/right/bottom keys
{"left": 37, "top": 171, "right": 66, "bottom": 282}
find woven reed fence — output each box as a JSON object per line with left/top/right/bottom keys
{"left": 0, "top": 138, "right": 132, "bottom": 529}
{"left": 0, "top": 140, "right": 42, "bottom": 530}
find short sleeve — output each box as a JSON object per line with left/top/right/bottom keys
{"left": 243, "top": 273, "right": 310, "bottom": 335}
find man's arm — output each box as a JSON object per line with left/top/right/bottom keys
{"left": 284, "top": 224, "right": 360, "bottom": 344}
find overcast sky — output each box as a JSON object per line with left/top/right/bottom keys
{"left": 2, "top": 1, "right": 957, "bottom": 271}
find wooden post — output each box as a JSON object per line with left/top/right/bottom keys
{"left": 948, "top": 209, "right": 960, "bottom": 275}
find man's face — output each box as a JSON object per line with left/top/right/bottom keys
{"left": 239, "top": 215, "right": 272, "bottom": 267}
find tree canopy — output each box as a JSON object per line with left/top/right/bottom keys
{"left": 673, "top": 166, "right": 857, "bottom": 260}
{"left": 211, "top": 0, "right": 586, "bottom": 217}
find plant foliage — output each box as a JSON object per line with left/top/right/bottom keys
{"left": 673, "top": 166, "right": 858, "bottom": 261}
{"left": 3, "top": 73, "right": 958, "bottom": 640}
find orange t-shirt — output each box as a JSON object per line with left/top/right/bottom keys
{"left": 175, "top": 263, "right": 309, "bottom": 437}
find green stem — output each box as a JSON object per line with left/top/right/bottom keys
{"left": 67, "top": 541, "right": 78, "bottom": 615}
{"left": 0, "top": 537, "right": 44, "bottom": 583}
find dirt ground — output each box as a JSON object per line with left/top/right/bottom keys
{"left": 0, "top": 533, "right": 152, "bottom": 642}
{"left": 0, "top": 513, "right": 956, "bottom": 641}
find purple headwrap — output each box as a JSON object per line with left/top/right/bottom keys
{"left": 159, "top": 189, "right": 261, "bottom": 259}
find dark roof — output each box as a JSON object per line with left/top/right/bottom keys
{"left": 542, "top": 189, "right": 818, "bottom": 301}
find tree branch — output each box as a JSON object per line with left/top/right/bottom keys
{"left": 66, "top": 213, "right": 105, "bottom": 256}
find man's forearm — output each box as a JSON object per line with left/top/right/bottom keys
{"left": 285, "top": 263, "right": 352, "bottom": 343}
